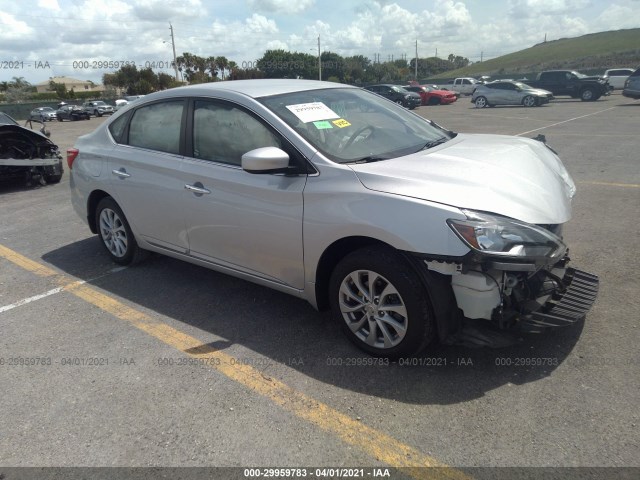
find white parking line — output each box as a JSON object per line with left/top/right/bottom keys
{"left": 516, "top": 106, "right": 617, "bottom": 136}
{"left": 0, "top": 286, "right": 70, "bottom": 313}
{"left": 0, "top": 266, "right": 127, "bottom": 314}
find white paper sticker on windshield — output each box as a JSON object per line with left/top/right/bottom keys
{"left": 286, "top": 102, "right": 340, "bottom": 123}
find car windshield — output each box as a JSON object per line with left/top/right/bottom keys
{"left": 572, "top": 71, "right": 587, "bottom": 79}
{"left": 513, "top": 81, "right": 529, "bottom": 89}
{"left": 259, "top": 87, "right": 452, "bottom": 164}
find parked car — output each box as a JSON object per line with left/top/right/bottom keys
{"left": 29, "top": 107, "right": 57, "bottom": 122}
{"left": 69, "top": 79, "right": 598, "bottom": 357}
{"left": 603, "top": 68, "right": 635, "bottom": 90}
{"left": 114, "top": 95, "right": 146, "bottom": 111}
{"left": 622, "top": 67, "right": 640, "bottom": 99}
{"left": 404, "top": 85, "right": 457, "bottom": 105}
{"left": 82, "top": 101, "right": 114, "bottom": 117}
{"left": 363, "top": 84, "right": 422, "bottom": 109}
{"left": 472, "top": 81, "right": 554, "bottom": 108}
{"left": 114, "top": 99, "right": 129, "bottom": 111}
{"left": 0, "top": 111, "right": 63, "bottom": 185}
{"left": 56, "top": 104, "right": 91, "bottom": 121}
{"left": 526, "top": 70, "right": 611, "bottom": 101}
{"left": 448, "top": 77, "right": 481, "bottom": 96}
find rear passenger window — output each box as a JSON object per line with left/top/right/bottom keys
{"left": 128, "top": 101, "right": 184, "bottom": 154}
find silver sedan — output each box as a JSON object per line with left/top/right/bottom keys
{"left": 68, "top": 79, "right": 597, "bottom": 357}
{"left": 472, "top": 81, "right": 554, "bottom": 108}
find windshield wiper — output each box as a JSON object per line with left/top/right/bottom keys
{"left": 347, "top": 156, "right": 389, "bottom": 164}
{"left": 419, "top": 137, "right": 449, "bottom": 151}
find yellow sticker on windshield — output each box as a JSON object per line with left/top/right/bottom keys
{"left": 332, "top": 119, "right": 351, "bottom": 128}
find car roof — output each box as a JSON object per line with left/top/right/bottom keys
{"left": 147, "top": 79, "right": 354, "bottom": 101}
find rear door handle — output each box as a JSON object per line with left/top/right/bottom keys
{"left": 184, "top": 183, "right": 211, "bottom": 195}
{"left": 112, "top": 168, "right": 131, "bottom": 178}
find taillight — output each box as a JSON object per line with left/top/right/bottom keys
{"left": 67, "top": 148, "right": 79, "bottom": 169}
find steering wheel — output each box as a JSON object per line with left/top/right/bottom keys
{"left": 342, "top": 125, "right": 375, "bottom": 150}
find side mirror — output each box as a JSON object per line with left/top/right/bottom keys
{"left": 242, "top": 147, "right": 290, "bottom": 174}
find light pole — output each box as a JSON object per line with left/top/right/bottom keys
{"left": 318, "top": 35, "right": 322, "bottom": 81}
{"left": 170, "top": 23, "right": 179, "bottom": 82}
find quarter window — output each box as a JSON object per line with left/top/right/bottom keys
{"left": 108, "top": 111, "right": 131, "bottom": 144}
{"left": 128, "top": 101, "right": 184, "bottom": 154}
{"left": 192, "top": 100, "right": 281, "bottom": 166}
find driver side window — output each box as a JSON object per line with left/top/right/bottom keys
{"left": 193, "top": 100, "right": 281, "bottom": 166}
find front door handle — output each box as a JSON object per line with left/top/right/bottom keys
{"left": 184, "top": 183, "right": 211, "bottom": 195}
{"left": 112, "top": 168, "right": 131, "bottom": 178}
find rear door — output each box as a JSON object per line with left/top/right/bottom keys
{"left": 107, "top": 99, "right": 189, "bottom": 253}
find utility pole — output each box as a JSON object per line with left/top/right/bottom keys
{"left": 480, "top": 51, "right": 483, "bottom": 62}
{"left": 169, "top": 23, "right": 179, "bottom": 81}
{"left": 318, "top": 35, "right": 321, "bottom": 81}
{"left": 414, "top": 39, "right": 418, "bottom": 80}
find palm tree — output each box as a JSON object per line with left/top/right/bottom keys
{"left": 216, "top": 56, "right": 229, "bottom": 80}
{"left": 227, "top": 61, "right": 238, "bottom": 80}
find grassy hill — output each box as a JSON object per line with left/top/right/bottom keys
{"left": 433, "top": 28, "right": 640, "bottom": 79}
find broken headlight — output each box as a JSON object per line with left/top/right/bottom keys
{"left": 448, "top": 210, "right": 566, "bottom": 261}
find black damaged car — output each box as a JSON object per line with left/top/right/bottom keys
{"left": 0, "top": 112, "right": 64, "bottom": 186}
{"left": 56, "top": 104, "right": 91, "bottom": 121}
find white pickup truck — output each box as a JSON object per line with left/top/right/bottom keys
{"left": 445, "top": 77, "right": 480, "bottom": 96}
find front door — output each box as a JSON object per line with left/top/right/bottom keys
{"left": 181, "top": 99, "right": 307, "bottom": 289}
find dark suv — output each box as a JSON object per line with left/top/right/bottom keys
{"left": 364, "top": 84, "right": 422, "bottom": 109}
{"left": 622, "top": 67, "right": 640, "bottom": 99}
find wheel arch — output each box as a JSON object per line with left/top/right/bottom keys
{"left": 316, "top": 238, "right": 462, "bottom": 345}
{"left": 87, "top": 189, "right": 112, "bottom": 234}
{"left": 314, "top": 236, "right": 391, "bottom": 311}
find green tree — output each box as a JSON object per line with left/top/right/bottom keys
{"left": 216, "top": 56, "right": 229, "bottom": 80}
{"left": 49, "top": 80, "right": 68, "bottom": 99}
{"left": 320, "top": 51, "right": 344, "bottom": 82}
{"left": 257, "top": 49, "right": 316, "bottom": 79}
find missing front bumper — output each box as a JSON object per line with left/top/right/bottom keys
{"left": 520, "top": 268, "right": 599, "bottom": 330}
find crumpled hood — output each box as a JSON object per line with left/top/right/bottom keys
{"left": 349, "top": 133, "right": 576, "bottom": 224}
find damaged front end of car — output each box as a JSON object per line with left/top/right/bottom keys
{"left": 421, "top": 209, "right": 599, "bottom": 345}
{"left": 0, "top": 121, "right": 64, "bottom": 186}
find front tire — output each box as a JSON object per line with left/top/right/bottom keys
{"left": 95, "top": 197, "right": 147, "bottom": 265}
{"left": 329, "top": 246, "right": 436, "bottom": 358}
{"left": 580, "top": 88, "right": 595, "bottom": 101}
{"left": 522, "top": 95, "right": 537, "bottom": 107}
{"left": 474, "top": 96, "right": 488, "bottom": 108}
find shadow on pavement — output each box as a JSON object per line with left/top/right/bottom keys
{"left": 43, "top": 237, "right": 585, "bottom": 406}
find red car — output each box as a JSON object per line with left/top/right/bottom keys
{"left": 404, "top": 85, "right": 457, "bottom": 105}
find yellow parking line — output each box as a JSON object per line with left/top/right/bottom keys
{"left": 0, "top": 244, "right": 60, "bottom": 278}
{"left": 578, "top": 181, "right": 640, "bottom": 188}
{"left": 0, "top": 243, "right": 470, "bottom": 480}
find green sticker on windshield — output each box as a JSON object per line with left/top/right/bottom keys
{"left": 313, "top": 121, "right": 333, "bottom": 129}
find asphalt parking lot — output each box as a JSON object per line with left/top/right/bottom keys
{"left": 1, "top": 93, "right": 639, "bottom": 479}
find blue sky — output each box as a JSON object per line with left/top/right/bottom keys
{"left": 1, "top": 0, "right": 637, "bottom": 85}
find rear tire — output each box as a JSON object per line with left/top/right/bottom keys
{"left": 329, "top": 246, "right": 436, "bottom": 358}
{"left": 95, "top": 197, "right": 148, "bottom": 265}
